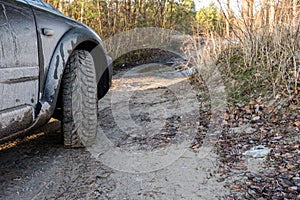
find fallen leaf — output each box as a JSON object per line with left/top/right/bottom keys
{"left": 294, "top": 121, "right": 300, "bottom": 127}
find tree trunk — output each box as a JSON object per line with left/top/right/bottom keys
{"left": 269, "top": 0, "right": 275, "bottom": 31}
{"left": 242, "top": 0, "right": 254, "bottom": 28}
{"left": 293, "top": 0, "right": 298, "bottom": 28}
{"left": 80, "top": 0, "right": 85, "bottom": 23}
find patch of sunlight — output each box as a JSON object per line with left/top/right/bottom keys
{"left": 0, "top": 132, "right": 45, "bottom": 151}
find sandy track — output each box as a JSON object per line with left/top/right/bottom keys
{"left": 0, "top": 63, "right": 228, "bottom": 199}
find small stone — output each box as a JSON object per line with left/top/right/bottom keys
{"left": 293, "top": 176, "right": 300, "bottom": 181}
{"left": 253, "top": 176, "right": 262, "bottom": 182}
{"left": 236, "top": 103, "right": 244, "bottom": 107}
{"left": 249, "top": 185, "right": 261, "bottom": 191}
{"left": 252, "top": 116, "right": 260, "bottom": 121}
{"left": 247, "top": 189, "right": 257, "bottom": 197}
{"left": 230, "top": 125, "right": 256, "bottom": 134}
{"left": 288, "top": 186, "right": 298, "bottom": 191}
{"left": 293, "top": 176, "right": 300, "bottom": 186}
{"left": 273, "top": 136, "right": 283, "bottom": 140}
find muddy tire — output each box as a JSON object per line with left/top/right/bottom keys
{"left": 62, "top": 50, "right": 98, "bottom": 148}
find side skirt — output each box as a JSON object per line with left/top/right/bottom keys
{"left": 0, "top": 105, "right": 34, "bottom": 139}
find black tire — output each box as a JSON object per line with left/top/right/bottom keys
{"left": 62, "top": 50, "right": 98, "bottom": 148}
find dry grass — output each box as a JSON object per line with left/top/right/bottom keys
{"left": 187, "top": 4, "right": 300, "bottom": 103}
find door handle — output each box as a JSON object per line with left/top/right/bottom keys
{"left": 42, "top": 28, "right": 54, "bottom": 36}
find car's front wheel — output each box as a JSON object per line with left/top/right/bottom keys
{"left": 62, "top": 50, "right": 98, "bottom": 148}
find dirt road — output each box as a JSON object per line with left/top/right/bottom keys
{"left": 0, "top": 63, "right": 228, "bottom": 199}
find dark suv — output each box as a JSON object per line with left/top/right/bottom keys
{"left": 0, "top": 0, "right": 112, "bottom": 147}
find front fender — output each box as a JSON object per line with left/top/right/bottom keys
{"left": 37, "top": 27, "right": 108, "bottom": 122}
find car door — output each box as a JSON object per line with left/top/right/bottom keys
{"left": 27, "top": 0, "right": 72, "bottom": 83}
{"left": 0, "top": 0, "right": 39, "bottom": 137}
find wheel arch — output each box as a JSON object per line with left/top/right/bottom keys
{"left": 37, "top": 27, "right": 109, "bottom": 123}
